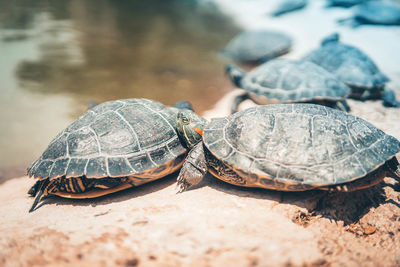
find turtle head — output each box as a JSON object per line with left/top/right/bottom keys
{"left": 225, "top": 64, "right": 245, "bottom": 87}
{"left": 321, "top": 32, "right": 340, "bottom": 46}
{"left": 176, "top": 110, "right": 207, "bottom": 149}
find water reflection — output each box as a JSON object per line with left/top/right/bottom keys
{"left": 0, "top": 0, "right": 239, "bottom": 182}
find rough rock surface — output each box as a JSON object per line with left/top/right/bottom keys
{"left": 1, "top": 97, "right": 400, "bottom": 267}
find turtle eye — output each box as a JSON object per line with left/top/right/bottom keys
{"left": 181, "top": 116, "right": 190, "bottom": 124}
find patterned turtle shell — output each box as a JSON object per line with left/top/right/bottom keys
{"left": 302, "top": 33, "right": 389, "bottom": 90}
{"left": 233, "top": 59, "right": 350, "bottom": 103}
{"left": 202, "top": 104, "right": 400, "bottom": 190}
{"left": 28, "top": 98, "right": 187, "bottom": 182}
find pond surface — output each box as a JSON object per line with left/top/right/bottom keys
{"left": 0, "top": 0, "right": 239, "bottom": 182}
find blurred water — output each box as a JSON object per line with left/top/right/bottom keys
{"left": 0, "top": 0, "right": 239, "bottom": 182}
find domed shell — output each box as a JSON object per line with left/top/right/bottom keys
{"left": 221, "top": 30, "right": 292, "bottom": 64}
{"left": 28, "top": 98, "right": 187, "bottom": 180}
{"left": 303, "top": 35, "right": 389, "bottom": 89}
{"left": 203, "top": 104, "right": 400, "bottom": 188}
{"left": 239, "top": 59, "right": 350, "bottom": 103}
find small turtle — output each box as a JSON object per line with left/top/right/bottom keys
{"left": 220, "top": 30, "right": 292, "bottom": 64}
{"left": 270, "top": 0, "right": 308, "bottom": 17}
{"left": 176, "top": 104, "right": 400, "bottom": 193}
{"left": 325, "top": 0, "right": 370, "bottom": 8}
{"left": 27, "top": 98, "right": 206, "bottom": 212}
{"left": 302, "top": 33, "right": 400, "bottom": 107}
{"left": 337, "top": 1, "right": 400, "bottom": 26}
{"left": 226, "top": 59, "right": 351, "bottom": 113}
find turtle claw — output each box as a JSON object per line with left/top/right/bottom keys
{"left": 175, "top": 181, "right": 189, "bottom": 194}
{"left": 176, "top": 169, "right": 195, "bottom": 193}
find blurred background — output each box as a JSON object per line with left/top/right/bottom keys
{"left": 0, "top": 0, "right": 239, "bottom": 182}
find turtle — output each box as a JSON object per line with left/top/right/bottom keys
{"left": 219, "top": 30, "right": 292, "bottom": 64}
{"left": 302, "top": 33, "right": 400, "bottom": 107}
{"left": 226, "top": 59, "right": 351, "bottom": 113}
{"left": 27, "top": 98, "right": 206, "bottom": 212}
{"left": 325, "top": 0, "right": 370, "bottom": 8}
{"left": 270, "top": 0, "right": 308, "bottom": 17}
{"left": 337, "top": 1, "right": 400, "bottom": 26}
{"left": 175, "top": 104, "right": 400, "bottom": 193}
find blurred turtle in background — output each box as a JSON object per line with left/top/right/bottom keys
{"left": 226, "top": 59, "right": 351, "bottom": 113}
{"left": 337, "top": 1, "right": 400, "bottom": 26}
{"left": 220, "top": 30, "right": 292, "bottom": 64}
{"left": 303, "top": 33, "right": 400, "bottom": 107}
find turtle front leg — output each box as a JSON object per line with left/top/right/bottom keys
{"left": 333, "top": 100, "right": 351, "bottom": 112}
{"left": 382, "top": 88, "right": 400, "bottom": 108}
{"left": 177, "top": 142, "right": 208, "bottom": 193}
{"left": 386, "top": 157, "right": 400, "bottom": 181}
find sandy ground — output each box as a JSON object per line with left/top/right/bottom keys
{"left": 1, "top": 1, "right": 400, "bottom": 266}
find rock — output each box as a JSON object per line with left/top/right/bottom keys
{"left": 1, "top": 163, "right": 400, "bottom": 266}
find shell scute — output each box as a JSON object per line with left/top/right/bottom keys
{"left": 294, "top": 103, "right": 327, "bottom": 116}
{"left": 66, "top": 158, "right": 88, "bottom": 178}
{"left": 86, "top": 157, "right": 108, "bottom": 177}
{"left": 252, "top": 160, "right": 279, "bottom": 178}
{"left": 347, "top": 119, "right": 382, "bottom": 149}
{"left": 312, "top": 115, "right": 356, "bottom": 163}
{"left": 35, "top": 160, "right": 54, "bottom": 178}
{"left": 42, "top": 136, "right": 68, "bottom": 160}
{"left": 67, "top": 127, "right": 99, "bottom": 157}
{"left": 66, "top": 112, "right": 96, "bottom": 133}
{"left": 90, "top": 100, "right": 124, "bottom": 114}
{"left": 149, "top": 145, "right": 171, "bottom": 165}
{"left": 107, "top": 157, "right": 133, "bottom": 177}
{"left": 126, "top": 153, "right": 156, "bottom": 174}
{"left": 91, "top": 112, "right": 139, "bottom": 156}
{"left": 208, "top": 140, "right": 233, "bottom": 159}
{"left": 118, "top": 105, "right": 175, "bottom": 150}
{"left": 49, "top": 158, "right": 69, "bottom": 178}
{"left": 203, "top": 129, "right": 223, "bottom": 146}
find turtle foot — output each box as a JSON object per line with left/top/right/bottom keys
{"left": 382, "top": 89, "right": 400, "bottom": 108}
{"left": 176, "top": 142, "right": 208, "bottom": 193}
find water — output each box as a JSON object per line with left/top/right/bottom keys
{"left": 0, "top": 0, "right": 239, "bottom": 182}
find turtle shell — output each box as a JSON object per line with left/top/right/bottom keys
{"left": 203, "top": 104, "right": 400, "bottom": 189}
{"left": 303, "top": 36, "right": 389, "bottom": 90}
{"left": 353, "top": 2, "right": 400, "bottom": 25}
{"left": 28, "top": 98, "right": 187, "bottom": 180}
{"left": 238, "top": 59, "right": 350, "bottom": 103}
{"left": 221, "top": 30, "right": 292, "bottom": 64}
